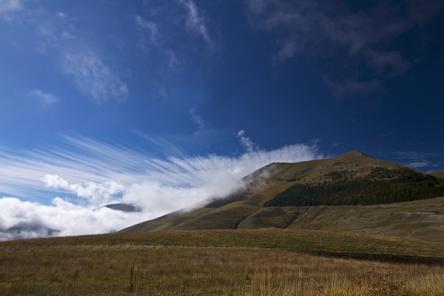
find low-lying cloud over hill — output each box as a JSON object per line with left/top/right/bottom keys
{"left": 0, "top": 137, "right": 320, "bottom": 240}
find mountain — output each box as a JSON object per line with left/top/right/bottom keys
{"left": 432, "top": 170, "right": 444, "bottom": 179}
{"left": 105, "top": 203, "right": 141, "bottom": 213}
{"left": 1, "top": 223, "right": 59, "bottom": 240}
{"left": 123, "top": 151, "right": 444, "bottom": 242}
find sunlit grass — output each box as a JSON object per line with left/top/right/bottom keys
{"left": 1, "top": 235, "right": 443, "bottom": 295}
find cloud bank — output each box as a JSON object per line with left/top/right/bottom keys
{"left": 0, "top": 137, "right": 321, "bottom": 240}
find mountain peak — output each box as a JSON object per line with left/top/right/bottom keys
{"left": 339, "top": 150, "right": 372, "bottom": 158}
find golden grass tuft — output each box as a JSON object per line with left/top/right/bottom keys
{"left": 242, "top": 264, "right": 444, "bottom": 296}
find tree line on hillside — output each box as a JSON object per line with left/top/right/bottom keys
{"left": 265, "top": 168, "right": 444, "bottom": 206}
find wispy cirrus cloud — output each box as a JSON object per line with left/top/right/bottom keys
{"left": 247, "top": 0, "right": 442, "bottom": 97}
{"left": 27, "top": 89, "right": 59, "bottom": 106}
{"left": 178, "top": 0, "right": 212, "bottom": 45}
{"left": 324, "top": 77, "right": 384, "bottom": 98}
{"left": 370, "top": 151, "right": 444, "bottom": 172}
{"left": 33, "top": 12, "right": 77, "bottom": 52}
{"left": 165, "top": 49, "right": 179, "bottom": 71}
{"left": 134, "top": 15, "right": 159, "bottom": 44}
{"left": 0, "top": 136, "right": 321, "bottom": 240}
{"left": 391, "top": 151, "right": 444, "bottom": 171}
{"left": 62, "top": 50, "right": 128, "bottom": 103}
{"left": 190, "top": 108, "right": 206, "bottom": 130}
{"left": 1, "top": 3, "right": 126, "bottom": 104}
{"left": 0, "top": 0, "right": 22, "bottom": 17}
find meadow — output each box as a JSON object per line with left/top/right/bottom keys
{"left": 1, "top": 229, "right": 444, "bottom": 295}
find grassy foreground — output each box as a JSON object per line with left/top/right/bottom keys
{"left": 1, "top": 229, "right": 444, "bottom": 295}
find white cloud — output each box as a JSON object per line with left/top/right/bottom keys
{"left": 27, "top": 89, "right": 59, "bottom": 105}
{"left": 135, "top": 15, "right": 159, "bottom": 44}
{"left": 62, "top": 50, "right": 128, "bottom": 103}
{"left": 178, "top": 0, "right": 212, "bottom": 45}
{"left": 42, "top": 175, "right": 124, "bottom": 206}
{"left": 238, "top": 130, "right": 256, "bottom": 153}
{"left": 0, "top": 137, "right": 321, "bottom": 240}
{"left": 0, "top": 0, "right": 22, "bottom": 16}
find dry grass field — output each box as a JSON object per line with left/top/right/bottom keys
{"left": 1, "top": 229, "right": 444, "bottom": 295}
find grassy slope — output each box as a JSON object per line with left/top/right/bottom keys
{"left": 245, "top": 197, "right": 444, "bottom": 242}
{"left": 5, "top": 227, "right": 444, "bottom": 260}
{"left": 125, "top": 196, "right": 444, "bottom": 243}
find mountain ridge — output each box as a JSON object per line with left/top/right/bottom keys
{"left": 432, "top": 170, "right": 444, "bottom": 179}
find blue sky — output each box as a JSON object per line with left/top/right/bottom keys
{"left": 1, "top": 0, "right": 444, "bottom": 163}
{"left": 0, "top": 0, "right": 443, "bottom": 239}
